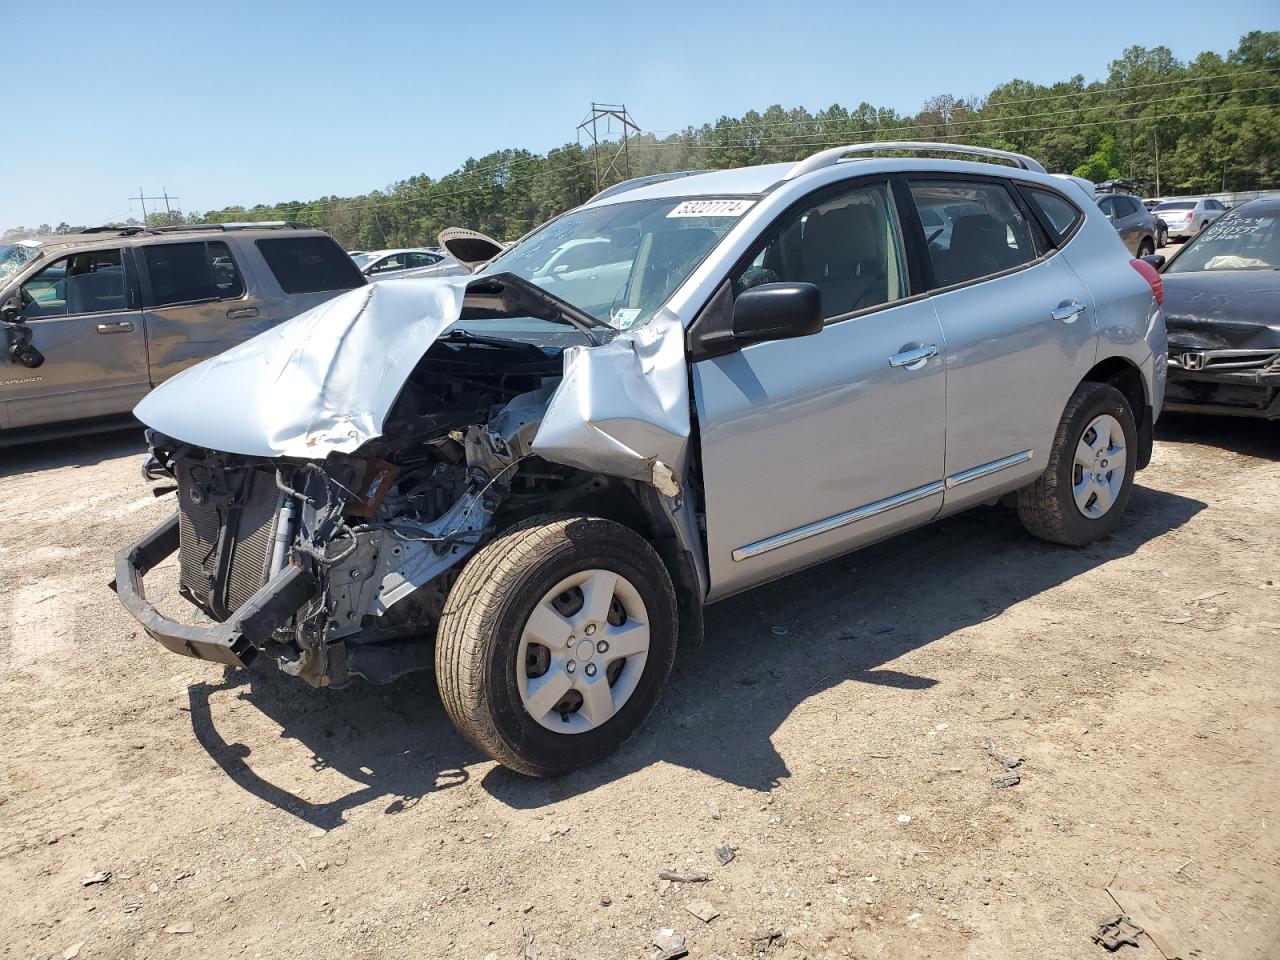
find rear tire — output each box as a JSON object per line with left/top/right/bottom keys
{"left": 1017, "top": 382, "right": 1137, "bottom": 546}
{"left": 435, "top": 514, "right": 678, "bottom": 777}
{"left": 1136, "top": 239, "right": 1154, "bottom": 258}
{"left": 1157, "top": 226, "right": 1168, "bottom": 247}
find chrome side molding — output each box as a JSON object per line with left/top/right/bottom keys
{"left": 944, "top": 450, "right": 1033, "bottom": 489}
{"left": 731, "top": 481, "right": 945, "bottom": 562}
{"left": 731, "top": 450, "right": 1034, "bottom": 563}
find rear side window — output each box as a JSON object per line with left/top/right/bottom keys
{"left": 144, "top": 241, "right": 244, "bottom": 306}
{"left": 1023, "top": 188, "right": 1083, "bottom": 242}
{"left": 909, "top": 180, "right": 1036, "bottom": 288}
{"left": 255, "top": 236, "right": 365, "bottom": 294}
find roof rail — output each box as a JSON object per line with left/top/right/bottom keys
{"left": 784, "top": 141, "right": 1046, "bottom": 180}
{"left": 589, "top": 170, "right": 711, "bottom": 203}
{"left": 148, "top": 221, "right": 305, "bottom": 233}
{"left": 80, "top": 226, "right": 147, "bottom": 235}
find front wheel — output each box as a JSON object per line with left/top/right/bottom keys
{"left": 1157, "top": 226, "right": 1168, "bottom": 247}
{"left": 435, "top": 514, "right": 678, "bottom": 777}
{"left": 1017, "top": 382, "right": 1137, "bottom": 546}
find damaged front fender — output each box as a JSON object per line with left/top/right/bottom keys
{"left": 531, "top": 307, "right": 691, "bottom": 495}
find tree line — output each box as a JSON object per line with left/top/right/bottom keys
{"left": 6, "top": 32, "right": 1276, "bottom": 250}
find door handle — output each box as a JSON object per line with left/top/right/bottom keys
{"left": 1051, "top": 300, "right": 1087, "bottom": 323}
{"left": 96, "top": 320, "right": 134, "bottom": 334}
{"left": 226, "top": 307, "right": 260, "bottom": 320}
{"left": 888, "top": 344, "right": 938, "bottom": 370}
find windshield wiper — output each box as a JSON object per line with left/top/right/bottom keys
{"left": 463, "top": 273, "right": 609, "bottom": 346}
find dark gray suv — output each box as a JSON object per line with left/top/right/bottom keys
{"left": 0, "top": 223, "right": 365, "bottom": 444}
{"left": 1096, "top": 193, "right": 1158, "bottom": 257}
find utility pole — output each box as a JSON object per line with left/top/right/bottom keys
{"left": 130, "top": 189, "right": 181, "bottom": 224}
{"left": 577, "top": 103, "right": 640, "bottom": 192}
{"left": 1153, "top": 133, "right": 1161, "bottom": 197}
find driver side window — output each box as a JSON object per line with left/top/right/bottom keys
{"left": 733, "top": 181, "right": 906, "bottom": 320}
{"left": 21, "top": 249, "right": 127, "bottom": 318}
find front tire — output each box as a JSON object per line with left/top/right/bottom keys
{"left": 435, "top": 514, "right": 678, "bottom": 777}
{"left": 1017, "top": 383, "right": 1137, "bottom": 546}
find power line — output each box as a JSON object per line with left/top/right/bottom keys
{"left": 191, "top": 94, "right": 1279, "bottom": 228}
{"left": 626, "top": 102, "right": 1279, "bottom": 154}
{"left": 645, "top": 67, "right": 1280, "bottom": 136}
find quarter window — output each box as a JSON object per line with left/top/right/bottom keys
{"left": 143, "top": 241, "right": 244, "bottom": 306}
{"left": 1023, "top": 188, "right": 1083, "bottom": 242}
{"left": 20, "top": 249, "right": 127, "bottom": 318}
{"left": 255, "top": 236, "right": 366, "bottom": 294}
{"left": 909, "top": 180, "right": 1036, "bottom": 287}
{"left": 733, "top": 181, "right": 906, "bottom": 319}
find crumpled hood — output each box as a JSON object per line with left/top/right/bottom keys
{"left": 1161, "top": 271, "right": 1280, "bottom": 350}
{"left": 135, "top": 277, "right": 472, "bottom": 457}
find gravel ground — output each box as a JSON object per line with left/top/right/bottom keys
{"left": 1, "top": 412, "right": 1277, "bottom": 960}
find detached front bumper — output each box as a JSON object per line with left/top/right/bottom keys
{"left": 112, "top": 513, "right": 319, "bottom": 667}
{"left": 1164, "top": 363, "right": 1280, "bottom": 419}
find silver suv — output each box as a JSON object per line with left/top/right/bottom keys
{"left": 0, "top": 224, "right": 365, "bottom": 444}
{"left": 114, "top": 142, "right": 1167, "bottom": 776}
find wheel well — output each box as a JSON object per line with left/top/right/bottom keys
{"left": 506, "top": 469, "right": 705, "bottom": 653}
{"left": 1082, "top": 357, "right": 1153, "bottom": 470}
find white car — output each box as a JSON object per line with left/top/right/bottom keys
{"left": 1152, "top": 198, "right": 1229, "bottom": 242}
{"left": 353, "top": 248, "right": 453, "bottom": 282}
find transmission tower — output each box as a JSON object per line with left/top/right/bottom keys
{"left": 577, "top": 103, "right": 640, "bottom": 191}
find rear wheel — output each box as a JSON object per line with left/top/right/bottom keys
{"left": 1017, "top": 382, "right": 1137, "bottom": 546}
{"left": 435, "top": 514, "right": 678, "bottom": 777}
{"left": 1157, "top": 225, "right": 1168, "bottom": 247}
{"left": 1136, "top": 239, "right": 1154, "bottom": 258}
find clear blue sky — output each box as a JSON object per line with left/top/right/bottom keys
{"left": 5, "top": 0, "right": 1274, "bottom": 231}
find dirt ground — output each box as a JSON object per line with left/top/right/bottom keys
{"left": 1, "top": 411, "right": 1277, "bottom": 960}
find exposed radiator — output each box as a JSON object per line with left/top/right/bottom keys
{"left": 176, "top": 463, "right": 286, "bottom": 618}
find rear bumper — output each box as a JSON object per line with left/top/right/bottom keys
{"left": 112, "top": 513, "right": 319, "bottom": 667}
{"left": 1164, "top": 365, "right": 1280, "bottom": 419}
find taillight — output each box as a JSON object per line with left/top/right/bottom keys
{"left": 1130, "top": 258, "right": 1163, "bottom": 305}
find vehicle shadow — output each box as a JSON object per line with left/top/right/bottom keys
{"left": 186, "top": 667, "right": 475, "bottom": 830}
{"left": 186, "top": 483, "right": 1205, "bottom": 825}
{"left": 0, "top": 424, "right": 145, "bottom": 479}
{"left": 1156, "top": 411, "right": 1279, "bottom": 459}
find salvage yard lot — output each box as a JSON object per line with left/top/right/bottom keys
{"left": 1, "top": 415, "right": 1277, "bottom": 960}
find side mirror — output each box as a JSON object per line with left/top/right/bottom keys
{"left": 0, "top": 294, "right": 20, "bottom": 324}
{"left": 1141, "top": 253, "right": 1166, "bottom": 270}
{"left": 732, "top": 282, "right": 823, "bottom": 345}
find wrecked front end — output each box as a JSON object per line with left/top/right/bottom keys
{"left": 1162, "top": 273, "right": 1280, "bottom": 419}
{"left": 114, "top": 274, "right": 701, "bottom": 688}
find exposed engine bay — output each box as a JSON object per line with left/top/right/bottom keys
{"left": 146, "top": 334, "right": 627, "bottom": 686}
{"left": 119, "top": 273, "right": 703, "bottom": 688}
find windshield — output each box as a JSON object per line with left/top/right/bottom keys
{"left": 0, "top": 243, "right": 41, "bottom": 285}
{"left": 351, "top": 252, "right": 380, "bottom": 269}
{"left": 481, "top": 197, "right": 750, "bottom": 329}
{"left": 1165, "top": 211, "right": 1280, "bottom": 273}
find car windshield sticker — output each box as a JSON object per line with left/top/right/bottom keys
{"left": 611, "top": 307, "right": 642, "bottom": 328}
{"left": 666, "top": 199, "right": 755, "bottom": 218}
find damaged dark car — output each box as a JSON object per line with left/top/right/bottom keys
{"left": 1157, "top": 197, "right": 1280, "bottom": 419}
